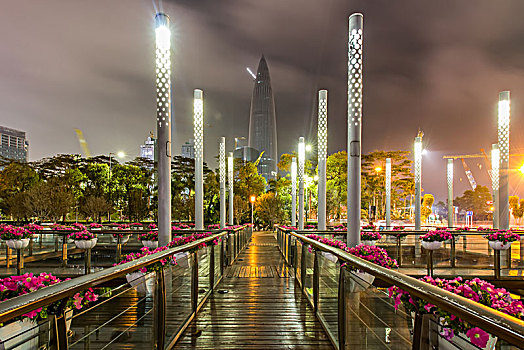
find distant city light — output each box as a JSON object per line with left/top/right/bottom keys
{"left": 117, "top": 151, "right": 125, "bottom": 159}
{"left": 250, "top": 195, "right": 256, "bottom": 203}
{"left": 374, "top": 166, "right": 382, "bottom": 173}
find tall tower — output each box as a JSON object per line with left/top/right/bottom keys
{"left": 248, "top": 55, "right": 278, "bottom": 181}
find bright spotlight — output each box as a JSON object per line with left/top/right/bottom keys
{"left": 117, "top": 151, "right": 125, "bottom": 159}
{"left": 305, "top": 144, "right": 312, "bottom": 152}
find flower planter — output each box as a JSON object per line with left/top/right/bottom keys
{"left": 0, "top": 318, "right": 39, "bottom": 349}
{"left": 321, "top": 251, "right": 338, "bottom": 263}
{"left": 174, "top": 252, "right": 191, "bottom": 268}
{"left": 349, "top": 271, "right": 375, "bottom": 292}
{"left": 5, "top": 239, "right": 30, "bottom": 250}
{"left": 74, "top": 238, "right": 97, "bottom": 249}
{"left": 361, "top": 240, "right": 377, "bottom": 246}
{"left": 438, "top": 327, "right": 497, "bottom": 350}
{"left": 111, "top": 235, "right": 130, "bottom": 244}
{"left": 142, "top": 240, "right": 158, "bottom": 249}
{"left": 421, "top": 241, "right": 442, "bottom": 250}
{"left": 488, "top": 240, "right": 511, "bottom": 250}
{"left": 126, "top": 271, "right": 156, "bottom": 295}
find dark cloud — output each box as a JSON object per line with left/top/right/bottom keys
{"left": 1, "top": 0, "right": 524, "bottom": 201}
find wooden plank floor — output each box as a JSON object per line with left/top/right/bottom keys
{"left": 174, "top": 231, "right": 333, "bottom": 349}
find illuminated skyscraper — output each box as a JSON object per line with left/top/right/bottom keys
{"left": 248, "top": 55, "right": 277, "bottom": 181}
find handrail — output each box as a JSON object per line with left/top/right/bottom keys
{"left": 0, "top": 230, "right": 231, "bottom": 323}
{"left": 294, "top": 229, "right": 524, "bottom": 236}
{"left": 278, "top": 227, "right": 524, "bottom": 347}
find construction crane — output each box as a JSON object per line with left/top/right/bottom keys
{"left": 460, "top": 158, "right": 477, "bottom": 190}
{"left": 74, "top": 129, "right": 91, "bottom": 158}
{"left": 254, "top": 151, "right": 265, "bottom": 166}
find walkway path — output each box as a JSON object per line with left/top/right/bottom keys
{"left": 174, "top": 231, "right": 333, "bottom": 349}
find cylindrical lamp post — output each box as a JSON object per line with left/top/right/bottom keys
{"left": 492, "top": 144, "right": 500, "bottom": 229}
{"left": 155, "top": 13, "right": 172, "bottom": 246}
{"left": 347, "top": 13, "right": 363, "bottom": 247}
{"left": 447, "top": 159, "right": 453, "bottom": 228}
{"left": 298, "top": 137, "right": 305, "bottom": 230}
{"left": 498, "top": 91, "right": 510, "bottom": 230}
{"left": 317, "top": 90, "right": 328, "bottom": 231}
{"left": 385, "top": 158, "right": 391, "bottom": 229}
{"left": 219, "top": 137, "right": 226, "bottom": 229}
{"left": 414, "top": 137, "right": 422, "bottom": 231}
{"left": 228, "top": 152, "right": 234, "bottom": 225}
{"left": 291, "top": 157, "right": 297, "bottom": 227}
{"left": 194, "top": 89, "right": 204, "bottom": 230}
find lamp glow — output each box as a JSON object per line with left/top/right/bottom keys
{"left": 117, "top": 151, "right": 125, "bottom": 159}
{"left": 305, "top": 144, "right": 312, "bottom": 152}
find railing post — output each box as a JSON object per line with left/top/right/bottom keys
{"left": 6, "top": 246, "right": 11, "bottom": 268}
{"left": 494, "top": 249, "right": 501, "bottom": 279}
{"left": 61, "top": 235, "right": 68, "bottom": 267}
{"left": 154, "top": 269, "right": 166, "bottom": 349}
{"left": 220, "top": 237, "right": 225, "bottom": 277}
{"left": 506, "top": 245, "right": 512, "bottom": 268}
{"left": 301, "top": 243, "right": 307, "bottom": 292}
{"left": 29, "top": 237, "right": 33, "bottom": 256}
{"left": 338, "top": 266, "right": 349, "bottom": 350}
{"left": 396, "top": 235, "right": 402, "bottom": 267}
{"left": 55, "top": 235, "right": 59, "bottom": 252}
{"left": 313, "top": 250, "right": 320, "bottom": 312}
{"left": 191, "top": 251, "right": 199, "bottom": 312}
{"left": 426, "top": 249, "right": 433, "bottom": 277}
{"left": 451, "top": 236, "right": 456, "bottom": 268}
{"left": 210, "top": 244, "right": 215, "bottom": 289}
{"left": 287, "top": 234, "right": 292, "bottom": 265}
{"left": 116, "top": 235, "right": 122, "bottom": 263}
{"left": 49, "top": 300, "right": 69, "bottom": 350}
{"left": 412, "top": 311, "right": 423, "bottom": 350}
{"left": 227, "top": 232, "right": 232, "bottom": 265}
{"left": 84, "top": 248, "right": 91, "bottom": 275}
{"left": 16, "top": 248, "right": 24, "bottom": 275}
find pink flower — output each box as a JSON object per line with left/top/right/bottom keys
{"left": 73, "top": 292, "right": 83, "bottom": 309}
{"left": 465, "top": 327, "right": 489, "bottom": 348}
{"left": 440, "top": 328, "right": 454, "bottom": 341}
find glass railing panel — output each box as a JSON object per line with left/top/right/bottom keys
{"left": 304, "top": 246, "right": 314, "bottom": 301}
{"left": 197, "top": 247, "right": 210, "bottom": 304}
{"left": 214, "top": 242, "right": 221, "bottom": 286}
{"left": 317, "top": 252, "right": 340, "bottom": 345}
{"left": 295, "top": 240, "right": 302, "bottom": 282}
{"left": 164, "top": 261, "right": 192, "bottom": 345}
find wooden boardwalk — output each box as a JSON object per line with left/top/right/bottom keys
{"left": 174, "top": 231, "right": 333, "bottom": 349}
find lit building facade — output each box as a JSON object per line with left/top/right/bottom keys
{"left": 181, "top": 139, "right": 195, "bottom": 159}
{"left": 0, "top": 126, "right": 28, "bottom": 162}
{"left": 140, "top": 133, "right": 156, "bottom": 162}
{"left": 248, "top": 56, "right": 278, "bottom": 181}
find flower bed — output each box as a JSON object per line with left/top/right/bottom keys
{"left": 388, "top": 276, "right": 523, "bottom": 349}
{"left": 361, "top": 231, "right": 381, "bottom": 242}
{"left": 392, "top": 226, "right": 405, "bottom": 231}
{"left": 25, "top": 223, "right": 43, "bottom": 231}
{"left": 484, "top": 230, "right": 520, "bottom": 244}
{"left": 420, "top": 230, "right": 453, "bottom": 242}
{"left": 68, "top": 230, "right": 97, "bottom": 249}
{"left": 361, "top": 224, "right": 376, "bottom": 230}
{"left": 0, "top": 226, "right": 33, "bottom": 240}
{"left": 139, "top": 231, "right": 158, "bottom": 249}
{"left": 89, "top": 223, "right": 103, "bottom": 229}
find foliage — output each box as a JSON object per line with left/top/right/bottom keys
{"left": 80, "top": 196, "right": 112, "bottom": 222}
{"left": 421, "top": 194, "right": 434, "bottom": 223}
{"left": 255, "top": 192, "right": 285, "bottom": 227}
{"left": 509, "top": 196, "right": 524, "bottom": 223}
{"left": 139, "top": 231, "right": 158, "bottom": 241}
{"left": 0, "top": 225, "right": 33, "bottom": 240}
{"left": 233, "top": 195, "right": 249, "bottom": 224}
{"left": 361, "top": 231, "right": 381, "bottom": 241}
{"left": 484, "top": 230, "right": 520, "bottom": 243}
{"left": 453, "top": 185, "right": 492, "bottom": 221}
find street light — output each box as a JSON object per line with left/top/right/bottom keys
{"left": 194, "top": 89, "right": 204, "bottom": 230}
{"left": 492, "top": 144, "right": 500, "bottom": 229}
{"left": 291, "top": 157, "right": 297, "bottom": 227}
{"left": 305, "top": 144, "right": 312, "bottom": 153}
{"left": 155, "top": 12, "right": 172, "bottom": 246}
{"left": 498, "top": 91, "right": 510, "bottom": 230}
{"left": 298, "top": 137, "right": 305, "bottom": 230}
{"left": 250, "top": 195, "right": 256, "bottom": 225}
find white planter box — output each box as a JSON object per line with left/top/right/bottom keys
{"left": 321, "top": 252, "right": 338, "bottom": 263}
{"left": 438, "top": 331, "right": 497, "bottom": 350}
{"left": 126, "top": 271, "right": 156, "bottom": 295}
{"left": 0, "top": 318, "right": 39, "bottom": 349}
{"left": 174, "top": 252, "right": 191, "bottom": 268}
{"left": 349, "top": 271, "right": 375, "bottom": 292}
{"left": 111, "top": 235, "right": 130, "bottom": 244}
{"left": 488, "top": 240, "right": 511, "bottom": 250}
{"left": 361, "top": 240, "right": 377, "bottom": 246}
{"left": 74, "top": 238, "right": 97, "bottom": 249}
{"left": 142, "top": 240, "right": 158, "bottom": 249}
{"left": 5, "top": 239, "right": 30, "bottom": 249}
{"left": 421, "top": 241, "right": 442, "bottom": 250}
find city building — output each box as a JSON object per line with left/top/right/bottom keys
{"left": 140, "top": 133, "right": 156, "bottom": 162}
{"left": 181, "top": 139, "right": 195, "bottom": 159}
{"left": 0, "top": 126, "right": 28, "bottom": 162}
{"left": 248, "top": 55, "right": 278, "bottom": 181}
{"left": 233, "top": 146, "right": 260, "bottom": 163}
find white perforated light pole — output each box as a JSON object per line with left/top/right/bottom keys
{"left": 219, "top": 137, "right": 226, "bottom": 229}
{"left": 228, "top": 152, "right": 234, "bottom": 225}
{"left": 194, "top": 89, "right": 204, "bottom": 230}
{"left": 498, "top": 91, "right": 510, "bottom": 230}
{"left": 298, "top": 137, "right": 305, "bottom": 230}
{"left": 291, "top": 157, "right": 297, "bottom": 227}
{"left": 492, "top": 144, "right": 500, "bottom": 229}
{"left": 347, "top": 13, "right": 363, "bottom": 247}
{"left": 385, "top": 158, "right": 391, "bottom": 229}
{"left": 155, "top": 13, "right": 172, "bottom": 246}
{"left": 447, "top": 159, "right": 453, "bottom": 228}
{"left": 317, "top": 90, "right": 328, "bottom": 231}
{"left": 414, "top": 137, "right": 422, "bottom": 231}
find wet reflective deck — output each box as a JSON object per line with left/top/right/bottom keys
{"left": 174, "top": 231, "right": 333, "bottom": 349}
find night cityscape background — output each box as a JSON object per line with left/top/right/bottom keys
{"left": 2, "top": 0, "right": 524, "bottom": 201}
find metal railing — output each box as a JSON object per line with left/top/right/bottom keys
{"left": 276, "top": 226, "right": 524, "bottom": 350}
{"left": 0, "top": 225, "right": 251, "bottom": 349}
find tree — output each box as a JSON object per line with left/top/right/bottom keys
{"left": 509, "top": 196, "right": 524, "bottom": 224}
{"left": 255, "top": 192, "right": 285, "bottom": 227}
{"left": 233, "top": 194, "right": 249, "bottom": 224}
{"left": 326, "top": 151, "right": 347, "bottom": 219}
{"left": 80, "top": 196, "right": 112, "bottom": 222}
{"left": 421, "top": 194, "right": 434, "bottom": 223}
{"left": 0, "top": 161, "right": 39, "bottom": 216}
{"left": 454, "top": 185, "right": 492, "bottom": 221}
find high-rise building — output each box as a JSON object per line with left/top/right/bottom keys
{"left": 248, "top": 55, "right": 278, "bottom": 181}
{"left": 140, "top": 133, "right": 156, "bottom": 162}
{"left": 181, "top": 139, "right": 195, "bottom": 159}
{"left": 0, "top": 126, "right": 28, "bottom": 162}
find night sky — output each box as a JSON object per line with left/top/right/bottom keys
{"left": 2, "top": 0, "right": 524, "bottom": 202}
